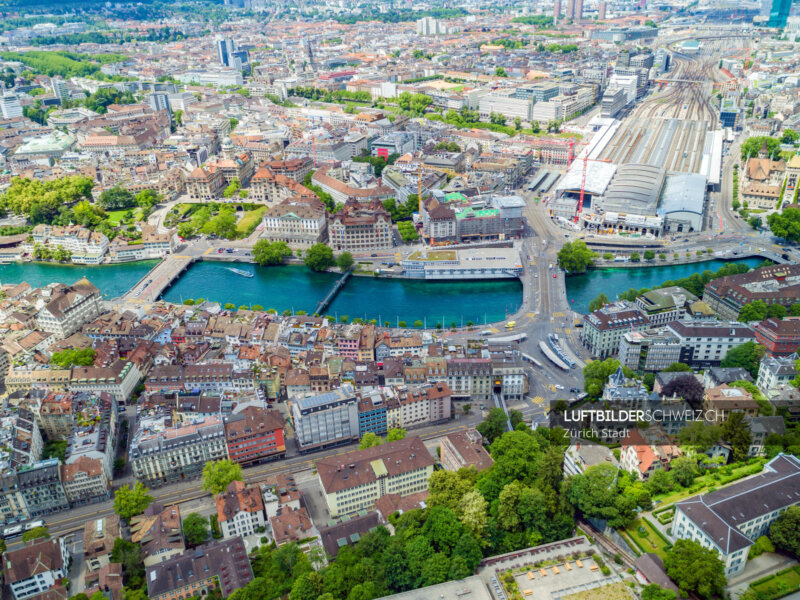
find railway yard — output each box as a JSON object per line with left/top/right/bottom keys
{"left": 597, "top": 38, "right": 750, "bottom": 174}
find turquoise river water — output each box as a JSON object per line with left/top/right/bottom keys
{"left": 0, "top": 257, "right": 765, "bottom": 321}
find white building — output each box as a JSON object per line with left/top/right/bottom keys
{"left": 3, "top": 537, "right": 70, "bottom": 600}
{"left": 479, "top": 92, "right": 533, "bottom": 122}
{"left": 317, "top": 436, "right": 435, "bottom": 517}
{"left": 0, "top": 93, "right": 22, "bottom": 119}
{"left": 756, "top": 353, "right": 797, "bottom": 398}
{"left": 673, "top": 454, "right": 800, "bottom": 577}
{"left": 36, "top": 279, "right": 102, "bottom": 339}
{"left": 215, "top": 480, "right": 266, "bottom": 539}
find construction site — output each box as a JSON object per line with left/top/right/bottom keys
{"left": 541, "top": 35, "right": 750, "bottom": 236}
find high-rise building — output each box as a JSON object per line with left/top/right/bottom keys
{"left": 575, "top": 0, "right": 584, "bottom": 19}
{"left": 599, "top": 1, "right": 607, "bottom": 19}
{"left": 0, "top": 93, "right": 22, "bottom": 119}
{"left": 566, "top": 0, "right": 575, "bottom": 19}
{"left": 147, "top": 92, "right": 170, "bottom": 113}
{"left": 51, "top": 78, "right": 69, "bottom": 102}
{"left": 216, "top": 38, "right": 237, "bottom": 67}
{"left": 768, "top": 0, "right": 792, "bottom": 27}
{"left": 554, "top": 0, "right": 562, "bottom": 22}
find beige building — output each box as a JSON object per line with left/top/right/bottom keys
{"left": 186, "top": 166, "right": 225, "bottom": 200}
{"left": 317, "top": 436, "right": 434, "bottom": 517}
{"left": 440, "top": 428, "right": 494, "bottom": 472}
{"left": 261, "top": 197, "right": 328, "bottom": 249}
{"left": 703, "top": 384, "right": 760, "bottom": 425}
{"left": 328, "top": 200, "right": 392, "bottom": 252}
{"left": 61, "top": 457, "right": 110, "bottom": 505}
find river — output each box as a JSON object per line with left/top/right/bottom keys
{"left": 564, "top": 258, "right": 764, "bottom": 313}
{"left": 160, "top": 262, "right": 523, "bottom": 326}
{"left": 0, "top": 260, "right": 159, "bottom": 298}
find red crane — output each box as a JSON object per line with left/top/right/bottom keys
{"left": 574, "top": 154, "right": 612, "bottom": 222}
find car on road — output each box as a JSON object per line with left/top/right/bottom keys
{"left": 555, "top": 384, "right": 565, "bottom": 390}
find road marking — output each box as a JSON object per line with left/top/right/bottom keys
{"left": 531, "top": 396, "right": 546, "bottom": 405}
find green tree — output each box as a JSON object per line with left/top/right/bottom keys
{"left": 630, "top": 252, "right": 641, "bottom": 262}
{"left": 336, "top": 252, "right": 354, "bottom": 271}
{"left": 678, "top": 421, "right": 722, "bottom": 452}
{"left": 741, "top": 136, "right": 781, "bottom": 160}
{"left": 113, "top": 481, "right": 153, "bottom": 520}
{"left": 644, "top": 250, "right": 655, "bottom": 260}
{"left": 386, "top": 428, "right": 407, "bottom": 442}
{"left": 663, "top": 539, "right": 727, "bottom": 599}
{"left": 252, "top": 240, "right": 292, "bottom": 266}
{"left": 770, "top": 208, "right": 800, "bottom": 243}
{"left": 641, "top": 584, "right": 676, "bottom": 600}
{"left": 98, "top": 185, "right": 136, "bottom": 209}
{"left": 110, "top": 538, "right": 145, "bottom": 589}
{"left": 583, "top": 358, "right": 625, "bottom": 398}
{"left": 21, "top": 526, "right": 49, "bottom": 542}
{"left": 135, "top": 189, "right": 162, "bottom": 210}
{"left": 769, "top": 505, "right": 800, "bottom": 558}
{"left": 304, "top": 243, "right": 335, "bottom": 271}
{"left": 202, "top": 459, "right": 243, "bottom": 494}
{"left": 767, "top": 303, "right": 787, "bottom": 319}
{"left": 557, "top": 240, "right": 597, "bottom": 274}
{"left": 721, "top": 341, "right": 765, "bottom": 379}
{"left": 588, "top": 293, "right": 609, "bottom": 312}
{"left": 721, "top": 411, "right": 752, "bottom": 461}
{"left": 495, "top": 67, "right": 508, "bottom": 77}
{"left": 51, "top": 347, "right": 96, "bottom": 367}
{"left": 565, "top": 463, "right": 637, "bottom": 528}
{"left": 738, "top": 300, "right": 768, "bottom": 322}
{"left": 477, "top": 408, "right": 508, "bottom": 443}
{"left": 669, "top": 455, "right": 698, "bottom": 488}
{"left": 182, "top": 513, "right": 210, "bottom": 546}
{"left": 358, "top": 432, "right": 383, "bottom": 449}
{"left": 790, "top": 303, "right": 800, "bottom": 316}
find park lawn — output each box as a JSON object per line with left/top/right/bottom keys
{"left": 622, "top": 518, "right": 670, "bottom": 560}
{"left": 236, "top": 206, "right": 267, "bottom": 237}
{"left": 105, "top": 208, "right": 143, "bottom": 225}
{"left": 564, "top": 582, "right": 633, "bottom": 600}
{"left": 750, "top": 566, "right": 800, "bottom": 600}
{"left": 652, "top": 460, "right": 766, "bottom": 506}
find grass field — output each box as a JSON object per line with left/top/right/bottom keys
{"left": 652, "top": 460, "right": 765, "bottom": 506}
{"left": 105, "top": 208, "right": 143, "bottom": 225}
{"left": 622, "top": 518, "right": 670, "bottom": 560}
{"left": 750, "top": 566, "right": 800, "bottom": 600}
{"left": 564, "top": 582, "right": 634, "bottom": 600}
{"left": 236, "top": 206, "right": 267, "bottom": 237}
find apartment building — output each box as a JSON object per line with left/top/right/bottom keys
{"left": 582, "top": 301, "right": 650, "bottom": 358}
{"left": 186, "top": 166, "right": 225, "bottom": 200}
{"left": 291, "top": 385, "right": 360, "bottom": 452}
{"left": 31, "top": 225, "right": 109, "bottom": 264}
{"left": 388, "top": 383, "right": 452, "bottom": 429}
{"left": 260, "top": 157, "right": 313, "bottom": 182}
{"left": 754, "top": 317, "right": 800, "bottom": 357}
{"left": 250, "top": 168, "right": 317, "bottom": 203}
{"left": 673, "top": 454, "right": 800, "bottom": 576}
{"left": 328, "top": 200, "right": 393, "bottom": 252}
{"left": 36, "top": 279, "right": 102, "bottom": 339}
{"left": 69, "top": 360, "right": 140, "bottom": 405}
{"left": 703, "top": 385, "right": 759, "bottom": 425}
{"left": 756, "top": 354, "right": 797, "bottom": 398}
{"left": 130, "top": 503, "right": 185, "bottom": 566}
{"left": 634, "top": 287, "right": 697, "bottom": 326}
{"left": 618, "top": 329, "right": 682, "bottom": 373}
{"left": 130, "top": 414, "right": 228, "bottom": 486}
{"left": 317, "top": 436, "right": 435, "bottom": 517}
{"left": 215, "top": 480, "right": 266, "bottom": 539}
{"left": 61, "top": 456, "right": 109, "bottom": 506}
{"left": 446, "top": 358, "right": 492, "bottom": 403}
{"left": 703, "top": 264, "right": 800, "bottom": 320}
{"left": 146, "top": 537, "right": 254, "bottom": 600}
{"left": 439, "top": 428, "right": 493, "bottom": 472}
{"left": 666, "top": 321, "right": 756, "bottom": 368}
{"left": 64, "top": 393, "right": 117, "bottom": 479}
{"left": 16, "top": 460, "right": 69, "bottom": 518}
{"left": 620, "top": 428, "right": 682, "bottom": 480}
{"left": 223, "top": 406, "right": 285, "bottom": 466}
{"left": 3, "top": 537, "right": 70, "bottom": 600}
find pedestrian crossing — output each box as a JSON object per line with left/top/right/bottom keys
{"left": 553, "top": 311, "right": 566, "bottom": 318}
{"left": 530, "top": 396, "right": 546, "bottom": 405}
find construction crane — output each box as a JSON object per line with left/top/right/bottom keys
{"left": 574, "top": 154, "right": 612, "bottom": 223}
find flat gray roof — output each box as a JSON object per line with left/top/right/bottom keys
{"left": 659, "top": 172, "right": 706, "bottom": 216}
{"left": 376, "top": 576, "right": 492, "bottom": 600}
